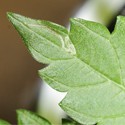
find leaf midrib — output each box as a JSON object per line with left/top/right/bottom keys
{"left": 11, "top": 15, "right": 73, "bottom": 56}
{"left": 10, "top": 15, "right": 75, "bottom": 61}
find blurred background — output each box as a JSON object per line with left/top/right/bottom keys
{"left": 1, "top": 0, "right": 125, "bottom": 124}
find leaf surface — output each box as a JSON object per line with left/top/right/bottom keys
{"left": 0, "top": 120, "right": 10, "bottom": 125}
{"left": 17, "top": 109, "right": 51, "bottom": 125}
{"left": 7, "top": 12, "right": 125, "bottom": 125}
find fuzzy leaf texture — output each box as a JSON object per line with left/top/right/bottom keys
{"left": 7, "top": 12, "right": 125, "bottom": 125}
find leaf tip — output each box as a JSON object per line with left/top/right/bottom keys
{"left": 7, "top": 12, "right": 20, "bottom": 27}
{"left": 7, "top": 12, "right": 23, "bottom": 25}
{"left": 7, "top": 12, "right": 14, "bottom": 21}
{"left": 7, "top": 12, "right": 12, "bottom": 16}
{"left": 59, "top": 101, "right": 63, "bottom": 108}
{"left": 69, "top": 18, "right": 76, "bottom": 24}
{"left": 7, "top": 11, "right": 13, "bottom": 15}
{"left": 16, "top": 109, "right": 26, "bottom": 116}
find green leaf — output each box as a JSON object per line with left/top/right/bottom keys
{"left": 7, "top": 12, "right": 75, "bottom": 64}
{"left": 17, "top": 109, "right": 51, "bottom": 125}
{"left": 7, "top": 12, "right": 125, "bottom": 125}
{"left": 0, "top": 120, "right": 11, "bottom": 125}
